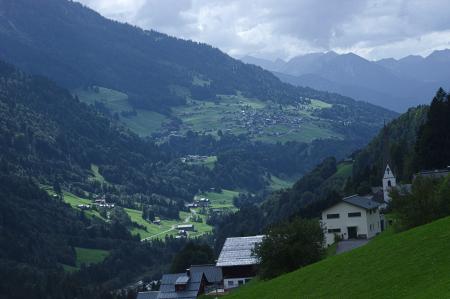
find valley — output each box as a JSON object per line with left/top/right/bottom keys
{"left": 0, "top": 1, "right": 449, "bottom": 299}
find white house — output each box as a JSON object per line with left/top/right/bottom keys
{"left": 382, "top": 164, "right": 397, "bottom": 203}
{"left": 321, "top": 195, "right": 383, "bottom": 246}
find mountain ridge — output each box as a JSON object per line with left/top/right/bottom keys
{"left": 242, "top": 50, "right": 450, "bottom": 112}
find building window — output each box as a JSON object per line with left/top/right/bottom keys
{"left": 238, "top": 280, "right": 244, "bottom": 286}
{"left": 328, "top": 228, "right": 341, "bottom": 233}
{"left": 326, "top": 213, "right": 340, "bottom": 219}
{"left": 228, "top": 281, "right": 234, "bottom": 286}
{"left": 388, "top": 180, "right": 392, "bottom": 187}
{"left": 348, "top": 212, "right": 361, "bottom": 217}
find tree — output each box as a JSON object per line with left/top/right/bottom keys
{"left": 390, "top": 175, "right": 450, "bottom": 231}
{"left": 53, "top": 178, "right": 62, "bottom": 198}
{"left": 415, "top": 88, "right": 450, "bottom": 170}
{"left": 254, "top": 218, "right": 325, "bottom": 279}
{"left": 170, "top": 242, "right": 214, "bottom": 273}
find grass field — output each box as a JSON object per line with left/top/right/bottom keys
{"left": 186, "top": 156, "right": 217, "bottom": 170}
{"left": 42, "top": 184, "right": 212, "bottom": 241}
{"left": 225, "top": 216, "right": 450, "bottom": 299}
{"left": 74, "top": 86, "right": 167, "bottom": 136}
{"left": 62, "top": 247, "right": 109, "bottom": 272}
{"left": 74, "top": 247, "right": 109, "bottom": 267}
{"left": 197, "top": 189, "right": 240, "bottom": 210}
{"left": 334, "top": 161, "right": 353, "bottom": 178}
{"left": 42, "top": 186, "right": 106, "bottom": 220}
{"left": 124, "top": 208, "right": 213, "bottom": 240}
{"left": 90, "top": 164, "right": 107, "bottom": 184}
{"left": 268, "top": 175, "right": 295, "bottom": 190}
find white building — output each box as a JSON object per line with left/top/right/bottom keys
{"left": 321, "top": 195, "right": 383, "bottom": 246}
{"left": 382, "top": 164, "right": 397, "bottom": 203}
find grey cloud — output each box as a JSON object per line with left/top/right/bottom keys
{"left": 77, "top": 0, "right": 450, "bottom": 60}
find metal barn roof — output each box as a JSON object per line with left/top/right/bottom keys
{"left": 216, "top": 235, "right": 264, "bottom": 267}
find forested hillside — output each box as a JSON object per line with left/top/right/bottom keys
{"left": 0, "top": 0, "right": 395, "bottom": 143}
{"left": 0, "top": 0, "right": 344, "bottom": 111}
{"left": 0, "top": 60, "right": 220, "bottom": 220}
{"left": 0, "top": 59, "right": 218, "bottom": 298}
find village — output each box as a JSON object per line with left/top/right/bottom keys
{"left": 136, "top": 164, "right": 450, "bottom": 299}
{"left": 168, "top": 96, "right": 346, "bottom": 142}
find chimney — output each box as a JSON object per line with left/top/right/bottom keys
{"left": 186, "top": 268, "right": 190, "bottom": 277}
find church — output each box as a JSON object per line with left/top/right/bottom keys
{"left": 321, "top": 163, "right": 396, "bottom": 246}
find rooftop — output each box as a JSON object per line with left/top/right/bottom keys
{"left": 416, "top": 166, "right": 450, "bottom": 177}
{"left": 342, "top": 195, "right": 381, "bottom": 210}
{"left": 216, "top": 235, "right": 264, "bottom": 267}
{"left": 190, "top": 264, "right": 223, "bottom": 284}
{"left": 158, "top": 272, "right": 204, "bottom": 299}
{"left": 136, "top": 291, "right": 159, "bottom": 299}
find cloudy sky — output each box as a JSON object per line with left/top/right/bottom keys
{"left": 78, "top": 0, "right": 450, "bottom": 61}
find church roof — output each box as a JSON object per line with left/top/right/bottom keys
{"left": 383, "top": 164, "right": 395, "bottom": 179}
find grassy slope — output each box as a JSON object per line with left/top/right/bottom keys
{"left": 74, "top": 86, "right": 167, "bottom": 136}
{"left": 226, "top": 216, "right": 450, "bottom": 299}
{"left": 126, "top": 208, "right": 213, "bottom": 240}
{"left": 197, "top": 189, "right": 240, "bottom": 210}
{"left": 42, "top": 186, "right": 213, "bottom": 240}
{"left": 269, "top": 175, "right": 295, "bottom": 191}
{"left": 74, "top": 247, "right": 109, "bottom": 267}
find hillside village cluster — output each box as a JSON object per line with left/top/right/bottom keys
{"left": 174, "top": 99, "right": 351, "bottom": 139}
{"left": 137, "top": 164, "right": 450, "bottom": 299}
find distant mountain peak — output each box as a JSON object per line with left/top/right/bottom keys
{"left": 427, "top": 48, "right": 450, "bottom": 60}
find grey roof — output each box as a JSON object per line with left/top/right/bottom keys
{"left": 175, "top": 276, "right": 190, "bottom": 285}
{"left": 216, "top": 235, "right": 264, "bottom": 267}
{"left": 157, "top": 272, "right": 204, "bottom": 299}
{"left": 190, "top": 265, "right": 223, "bottom": 284}
{"left": 416, "top": 167, "right": 450, "bottom": 178}
{"left": 342, "top": 195, "right": 381, "bottom": 210}
{"left": 137, "top": 292, "right": 160, "bottom": 299}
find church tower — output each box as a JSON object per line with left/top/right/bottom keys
{"left": 382, "top": 164, "right": 396, "bottom": 202}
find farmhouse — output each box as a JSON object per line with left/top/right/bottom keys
{"left": 194, "top": 197, "right": 210, "bottom": 207}
{"left": 176, "top": 224, "right": 194, "bottom": 231}
{"left": 321, "top": 195, "right": 383, "bottom": 246}
{"left": 216, "top": 235, "right": 264, "bottom": 290}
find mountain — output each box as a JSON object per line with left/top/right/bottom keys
{"left": 242, "top": 51, "right": 450, "bottom": 112}
{"left": 225, "top": 216, "right": 450, "bottom": 299}
{"left": 0, "top": 0, "right": 332, "bottom": 111}
{"left": 376, "top": 49, "right": 450, "bottom": 83}
{"left": 0, "top": 0, "right": 395, "bottom": 145}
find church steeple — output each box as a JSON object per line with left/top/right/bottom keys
{"left": 382, "top": 164, "right": 396, "bottom": 202}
